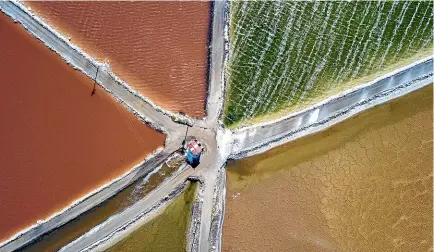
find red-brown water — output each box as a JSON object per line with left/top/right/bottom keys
{"left": 0, "top": 13, "right": 165, "bottom": 243}
{"left": 26, "top": 2, "right": 211, "bottom": 118}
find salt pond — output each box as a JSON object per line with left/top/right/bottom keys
{"left": 223, "top": 85, "right": 433, "bottom": 251}
{"left": 26, "top": 1, "right": 211, "bottom": 118}
{"left": 0, "top": 13, "right": 165, "bottom": 243}
{"left": 225, "top": 1, "right": 433, "bottom": 126}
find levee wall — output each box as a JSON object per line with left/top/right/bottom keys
{"left": 0, "top": 0, "right": 190, "bottom": 134}
{"left": 0, "top": 144, "right": 179, "bottom": 252}
{"left": 230, "top": 58, "right": 433, "bottom": 159}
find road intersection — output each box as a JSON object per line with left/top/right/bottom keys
{"left": 0, "top": 1, "right": 432, "bottom": 251}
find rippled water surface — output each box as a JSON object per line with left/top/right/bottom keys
{"left": 223, "top": 85, "right": 433, "bottom": 251}
{"left": 26, "top": 2, "right": 211, "bottom": 118}
{"left": 0, "top": 13, "right": 165, "bottom": 243}
{"left": 225, "top": 1, "right": 433, "bottom": 126}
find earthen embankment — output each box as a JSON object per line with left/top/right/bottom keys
{"left": 230, "top": 58, "right": 433, "bottom": 158}
{"left": 0, "top": 1, "right": 185, "bottom": 135}
{"left": 26, "top": 1, "right": 211, "bottom": 118}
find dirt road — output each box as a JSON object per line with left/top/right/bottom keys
{"left": 60, "top": 166, "right": 196, "bottom": 252}
{"left": 1, "top": 0, "right": 432, "bottom": 251}
{"left": 0, "top": 141, "right": 183, "bottom": 252}
{"left": 204, "top": 0, "right": 226, "bottom": 127}
{"left": 0, "top": 1, "right": 183, "bottom": 137}
{"left": 54, "top": 1, "right": 227, "bottom": 250}
{"left": 0, "top": 1, "right": 185, "bottom": 251}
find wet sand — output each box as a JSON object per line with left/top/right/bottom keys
{"left": 0, "top": 13, "right": 165, "bottom": 243}
{"left": 26, "top": 2, "right": 211, "bottom": 118}
{"left": 223, "top": 85, "right": 433, "bottom": 251}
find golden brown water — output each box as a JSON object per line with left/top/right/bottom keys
{"left": 26, "top": 2, "right": 210, "bottom": 118}
{"left": 223, "top": 85, "right": 433, "bottom": 251}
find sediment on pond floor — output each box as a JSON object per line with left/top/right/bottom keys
{"left": 223, "top": 85, "right": 433, "bottom": 251}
